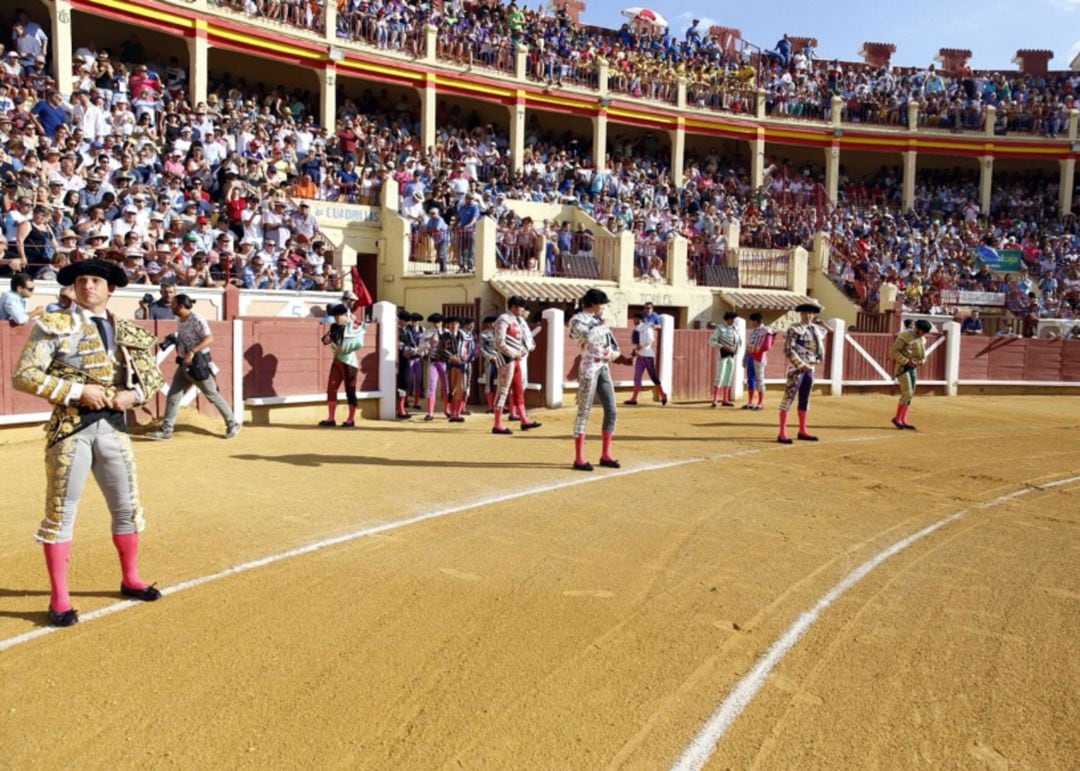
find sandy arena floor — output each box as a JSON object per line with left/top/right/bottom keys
{"left": 0, "top": 394, "right": 1077, "bottom": 769}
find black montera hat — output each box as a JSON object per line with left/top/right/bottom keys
{"left": 57, "top": 258, "right": 129, "bottom": 288}
{"left": 795, "top": 302, "right": 822, "bottom": 313}
{"left": 328, "top": 303, "right": 349, "bottom": 316}
{"left": 723, "top": 311, "right": 738, "bottom": 320}
{"left": 427, "top": 312, "right": 444, "bottom": 323}
{"left": 915, "top": 319, "right": 933, "bottom": 333}
{"left": 581, "top": 288, "right": 609, "bottom": 306}
{"left": 507, "top": 295, "right": 528, "bottom": 309}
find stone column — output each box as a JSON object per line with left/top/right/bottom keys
{"left": 1061, "top": 157, "right": 1077, "bottom": 217}
{"left": 372, "top": 301, "right": 398, "bottom": 420}
{"left": 424, "top": 24, "right": 437, "bottom": 64}
{"left": 51, "top": 0, "right": 75, "bottom": 98}
{"left": 755, "top": 87, "right": 766, "bottom": 120}
{"left": 420, "top": 73, "right": 436, "bottom": 154}
{"left": 907, "top": 99, "right": 919, "bottom": 131}
{"left": 509, "top": 92, "right": 526, "bottom": 174}
{"left": 592, "top": 109, "right": 608, "bottom": 172}
{"left": 317, "top": 64, "right": 337, "bottom": 133}
{"left": 542, "top": 308, "right": 565, "bottom": 408}
{"left": 670, "top": 117, "right": 685, "bottom": 188}
{"left": 1062, "top": 110, "right": 1080, "bottom": 216}
{"left": 978, "top": 154, "right": 993, "bottom": 215}
{"left": 597, "top": 57, "right": 609, "bottom": 96}
{"left": 984, "top": 105, "right": 997, "bottom": 137}
{"left": 186, "top": 20, "right": 209, "bottom": 107}
{"left": 901, "top": 150, "right": 917, "bottom": 212}
{"left": 829, "top": 95, "right": 842, "bottom": 126}
{"left": 514, "top": 43, "right": 528, "bottom": 81}
{"left": 676, "top": 76, "right": 687, "bottom": 109}
{"left": 749, "top": 129, "right": 765, "bottom": 192}
{"left": 824, "top": 142, "right": 840, "bottom": 203}
{"left": 324, "top": 0, "right": 337, "bottom": 42}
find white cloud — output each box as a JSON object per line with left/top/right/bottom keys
{"left": 675, "top": 11, "right": 720, "bottom": 32}
{"left": 1050, "top": 0, "right": 1080, "bottom": 9}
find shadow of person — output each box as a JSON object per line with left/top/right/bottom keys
{"left": 231, "top": 453, "right": 564, "bottom": 469}
{"left": 244, "top": 343, "right": 279, "bottom": 397}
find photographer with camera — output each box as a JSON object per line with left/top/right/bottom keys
{"left": 145, "top": 294, "right": 240, "bottom": 440}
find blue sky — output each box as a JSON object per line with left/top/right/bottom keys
{"left": 576, "top": 0, "right": 1080, "bottom": 71}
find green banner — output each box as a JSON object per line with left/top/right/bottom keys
{"left": 973, "top": 246, "right": 1023, "bottom": 272}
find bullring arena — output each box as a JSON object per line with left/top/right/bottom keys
{"left": 1, "top": 394, "right": 1078, "bottom": 767}
{"left": 3, "top": 0, "right": 1080, "bottom": 765}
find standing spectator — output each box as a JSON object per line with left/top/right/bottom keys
{"left": 146, "top": 293, "right": 241, "bottom": 440}
{"left": 0, "top": 272, "right": 40, "bottom": 326}
{"left": 147, "top": 282, "right": 177, "bottom": 320}
{"left": 424, "top": 206, "right": 450, "bottom": 273}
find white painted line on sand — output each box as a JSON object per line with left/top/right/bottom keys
{"left": 2, "top": 448, "right": 771, "bottom": 653}
{"left": 670, "top": 473, "right": 1080, "bottom": 771}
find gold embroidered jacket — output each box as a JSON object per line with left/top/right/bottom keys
{"left": 12, "top": 308, "right": 165, "bottom": 444}
{"left": 890, "top": 330, "right": 926, "bottom": 377}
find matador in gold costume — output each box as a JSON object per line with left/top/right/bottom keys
{"left": 12, "top": 260, "right": 165, "bottom": 627}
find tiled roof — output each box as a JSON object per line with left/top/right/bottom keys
{"left": 491, "top": 278, "right": 609, "bottom": 304}
{"left": 720, "top": 290, "right": 818, "bottom": 310}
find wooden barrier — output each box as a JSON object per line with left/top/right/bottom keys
{"left": 4, "top": 314, "right": 1079, "bottom": 427}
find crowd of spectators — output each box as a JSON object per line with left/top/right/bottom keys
{"left": 823, "top": 168, "right": 1080, "bottom": 328}
{"left": 2, "top": 5, "right": 1078, "bottom": 333}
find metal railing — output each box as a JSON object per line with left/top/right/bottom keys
{"left": 407, "top": 225, "right": 476, "bottom": 276}
{"left": 211, "top": 0, "right": 326, "bottom": 36}
{"left": 737, "top": 249, "right": 790, "bottom": 289}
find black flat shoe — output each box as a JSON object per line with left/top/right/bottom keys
{"left": 121, "top": 583, "right": 162, "bottom": 601}
{"left": 340, "top": 421, "right": 355, "bottom": 428}
{"left": 903, "top": 423, "right": 917, "bottom": 430}
{"left": 598, "top": 458, "right": 620, "bottom": 469}
{"left": 492, "top": 427, "right": 512, "bottom": 435}
{"left": 721, "top": 402, "right": 735, "bottom": 407}
{"left": 507, "top": 414, "right": 521, "bottom": 421}
{"left": 520, "top": 421, "right": 542, "bottom": 430}
{"left": 623, "top": 399, "right": 638, "bottom": 405}
{"left": 317, "top": 419, "right": 335, "bottom": 427}
{"left": 741, "top": 404, "right": 754, "bottom": 410}
{"left": 891, "top": 418, "right": 905, "bottom": 429}
{"left": 661, "top": 396, "right": 668, "bottom": 405}
{"left": 396, "top": 413, "right": 411, "bottom": 420}
{"left": 424, "top": 414, "right": 434, "bottom": 421}
{"left": 796, "top": 433, "right": 819, "bottom": 442}
{"left": 572, "top": 461, "right": 593, "bottom": 471}
{"left": 48, "top": 606, "right": 79, "bottom": 627}
{"left": 777, "top": 436, "right": 794, "bottom": 445}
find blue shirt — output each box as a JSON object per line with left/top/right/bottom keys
{"left": 31, "top": 100, "right": 67, "bottom": 140}
{"left": 0, "top": 290, "right": 29, "bottom": 325}
{"left": 457, "top": 203, "right": 480, "bottom": 228}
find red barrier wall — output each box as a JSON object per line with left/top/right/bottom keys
{"left": 243, "top": 319, "right": 380, "bottom": 397}
{"left": 1, "top": 319, "right": 380, "bottom": 423}
{"left": 844, "top": 333, "right": 946, "bottom": 382}
{"left": 959, "top": 337, "right": 1080, "bottom": 382}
